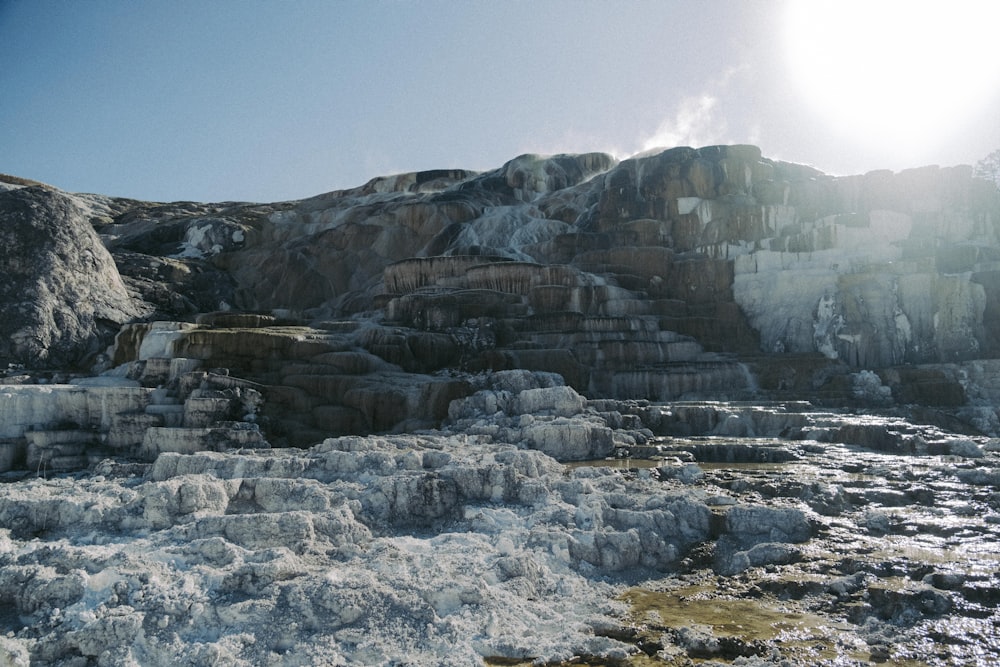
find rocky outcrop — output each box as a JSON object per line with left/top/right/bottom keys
{"left": 3, "top": 146, "right": 1000, "bottom": 457}
{"left": 3, "top": 149, "right": 1000, "bottom": 665}
{"left": 0, "top": 370, "right": 265, "bottom": 474}
{"left": 7, "top": 149, "right": 1000, "bottom": 374}
{"left": 0, "top": 187, "right": 146, "bottom": 369}
{"left": 5, "top": 146, "right": 1000, "bottom": 444}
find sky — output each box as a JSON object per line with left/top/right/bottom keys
{"left": 3, "top": 0, "right": 1000, "bottom": 203}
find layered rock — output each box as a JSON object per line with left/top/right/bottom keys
{"left": 2, "top": 151, "right": 1000, "bottom": 665}
{"left": 2, "top": 145, "right": 1000, "bottom": 461}
{"left": 105, "top": 317, "right": 473, "bottom": 446}
{"left": 0, "top": 370, "right": 265, "bottom": 473}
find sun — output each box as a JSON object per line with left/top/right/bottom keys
{"left": 783, "top": 0, "right": 1000, "bottom": 156}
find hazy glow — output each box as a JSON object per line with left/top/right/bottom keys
{"left": 784, "top": 1, "right": 1000, "bottom": 154}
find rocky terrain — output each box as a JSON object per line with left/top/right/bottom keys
{"left": 1, "top": 146, "right": 999, "bottom": 665}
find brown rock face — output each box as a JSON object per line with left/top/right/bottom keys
{"left": 5, "top": 145, "right": 1000, "bottom": 447}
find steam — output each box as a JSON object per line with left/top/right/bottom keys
{"left": 640, "top": 94, "right": 724, "bottom": 153}
{"left": 637, "top": 66, "right": 753, "bottom": 156}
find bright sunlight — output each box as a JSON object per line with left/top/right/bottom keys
{"left": 783, "top": 0, "right": 1000, "bottom": 155}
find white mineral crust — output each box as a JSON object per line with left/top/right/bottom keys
{"left": 0, "top": 425, "right": 717, "bottom": 665}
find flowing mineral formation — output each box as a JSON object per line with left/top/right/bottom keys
{"left": 1, "top": 148, "right": 999, "bottom": 665}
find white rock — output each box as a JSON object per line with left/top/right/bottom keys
{"left": 513, "top": 385, "right": 586, "bottom": 417}
{"left": 136, "top": 322, "right": 198, "bottom": 360}
{"left": 521, "top": 418, "right": 614, "bottom": 461}
{"left": 948, "top": 438, "right": 985, "bottom": 458}
{"left": 0, "top": 384, "right": 152, "bottom": 439}
{"left": 0, "top": 637, "right": 30, "bottom": 667}
{"left": 724, "top": 505, "right": 811, "bottom": 544}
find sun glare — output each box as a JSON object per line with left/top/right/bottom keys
{"left": 783, "top": 0, "right": 1000, "bottom": 156}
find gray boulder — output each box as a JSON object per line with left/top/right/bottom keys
{"left": 0, "top": 187, "right": 144, "bottom": 369}
{"left": 714, "top": 504, "right": 813, "bottom": 575}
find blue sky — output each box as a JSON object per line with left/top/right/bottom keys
{"left": 3, "top": 0, "right": 1000, "bottom": 202}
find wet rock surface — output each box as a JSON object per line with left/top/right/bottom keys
{"left": 1, "top": 400, "right": 999, "bottom": 665}
{"left": 599, "top": 403, "right": 1000, "bottom": 666}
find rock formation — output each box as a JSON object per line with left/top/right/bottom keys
{"left": 0, "top": 186, "right": 147, "bottom": 370}
{"left": 2, "top": 145, "right": 999, "bottom": 458}
{"left": 2, "top": 148, "right": 1000, "bottom": 664}
{"left": 4, "top": 148, "right": 1000, "bottom": 439}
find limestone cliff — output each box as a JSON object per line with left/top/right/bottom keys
{"left": 3, "top": 157, "right": 1000, "bottom": 666}
{"left": 2, "top": 147, "right": 1000, "bottom": 445}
